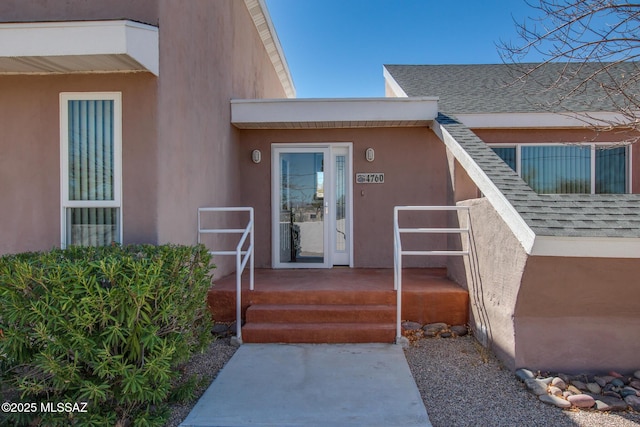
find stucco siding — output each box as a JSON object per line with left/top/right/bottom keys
{"left": 0, "top": 73, "right": 158, "bottom": 255}
{"left": 515, "top": 256, "right": 640, "bottom": 373}
{"left": 237, "top": 127, "right": 448, "bottom": 268}
{"left": 0, "top": 0, "right": 158, "bottom": 25}
{"left": 155, "top": 0, "right": 287, "bottom": 276}
{"left": 457, "top": 197, "right": 528, "bottom": 371}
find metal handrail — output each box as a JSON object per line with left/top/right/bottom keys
{"left": 198, "top": 207, "right": 254, "bottom": 344}
{"left": 393, "top": 205, "right": 471, "bottom": 344}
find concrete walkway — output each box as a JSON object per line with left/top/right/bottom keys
{"left": 179, "top": 343, "right": 432, "bottom": 427}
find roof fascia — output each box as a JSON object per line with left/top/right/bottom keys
{"left": 531, "top": 235, "right": 640, "bottom": 258}
{"left": 0, "top": 20, "right": 158, "bottom": 75}
{"left": 231, "top": 97, "right": 439, "bottom": 127}
{"left": 432, "top": 120, "right": 537, "bottom": 253}
{"left": 382, "top": 66, "right": 408, "bottom": 97}
{"left": 457, "top": 112, "right": 632, "bottom": 129}
{"left": 244, "top": 0, "right": 296, "bottom": 98}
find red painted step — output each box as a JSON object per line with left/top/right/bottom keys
{"left": 245, "top": 304, "right": 396, "bottom": 324}
{"left": 241, "top": 322, "right": 396, "bottom": 344}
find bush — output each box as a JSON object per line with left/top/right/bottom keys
{"left": 0, "top": 244, "right": 215, "bottom": 427}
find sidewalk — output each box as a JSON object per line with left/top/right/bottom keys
{"left": 179, "top": 343, "right": 431, "bottom": 427}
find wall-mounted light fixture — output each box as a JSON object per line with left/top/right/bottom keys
{"left": 365, "top": 147, "right": 375, "bottom": 162}
{"left": 251, "top": 149, "right": 262, "bottom": 164}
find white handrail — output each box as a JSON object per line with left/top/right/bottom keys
{"left": 198, "top": 207, "right": 254, "bottom": 344}
{"left": 393, "top": 205, "right": 471, "bottom": 344}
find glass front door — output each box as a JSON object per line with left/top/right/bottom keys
{"left": 272, "top": 145, "right": 351, "bottom": 268}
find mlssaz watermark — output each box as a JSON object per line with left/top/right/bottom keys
{"left": 2, "top": 401, "right": 88, "bottom": 413}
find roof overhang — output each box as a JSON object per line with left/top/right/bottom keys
{"left": 244, "top": 0, "right": 295, "bottom": 98}
{"left": 457, "top": 112, "right": 633, "bottom": 129}
{"left": 531, "top": 235, "right": 640, "bottom": 258}
{"left": 0, "top": 20, "right": 159, "bottom": 75}
{"left": 231, "top": 97, "right": 439, "bottom": 129}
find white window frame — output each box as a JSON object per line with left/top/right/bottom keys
{"left": 488, "top": 142, "right": 633, "bottom": 194}
{"left": 60, "top": 92, "right": 123, "bottom": 248}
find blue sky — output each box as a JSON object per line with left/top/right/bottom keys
{"left": 264, "top": 0, "right": 542, "bottom": 98}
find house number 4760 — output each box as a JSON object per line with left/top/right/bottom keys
{"left": 355, "top": 173, "right": 384, "bottom": 184}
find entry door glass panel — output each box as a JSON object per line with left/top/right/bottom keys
{"left": 279, "top": 152, "right": 325, "bottom": 264}
{"left": 335, "top": 154, "right": 347, "bottom": 256}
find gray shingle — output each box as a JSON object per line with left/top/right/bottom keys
{"left": 436, "top": 114, "right": 640, "bottom": 238}
{"left": 386, "top": 63, "right": 640, "bottom": 114}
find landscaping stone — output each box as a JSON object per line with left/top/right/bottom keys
{"left": 571, "top": 380, "right": 587, "bottom": 391}
{"left": 551, "top": 377, "right": 567, "bottom": 390}
{"left": 594, "top": 376, "right": 608, "bottom": 388}
{"left": 402, "top": 321, "right": 422, "bottom": 331}
{"left": 594, "top": 395, "right": 629, "bottom": 412}
{"left": 539, "top": 394, "right": 571, "bottom": 409}
{"left": 548, "top": 385, "right": 563, "bottom": 397}
{"left": 604, "top": 390, "right": 622, "bottom": 399}
{"left": 609, "top": 370, "right": 624, "bottom": 378}
{"left": 450, "top": 325, "right": 468, "bottom": 337}
{"left": 515, "top": 368, "right": 535, "bottom": 382}
{"left": 211, "top": 323, "right": 230, "bottom": 336}
{"left": 567, "top": 385, "right": 582, "bottom": 395}
{"left": 440, "top": 332, "right": 452, "bottom": 338}
{"left": 597, "top": 375, "right": 616, "bottom": 386}
{"left": 567, "top": 394, "right": 595, "bottom": 408}
{"left": 517, "top": 367, "right": 640, "bottom": 414}
{"left": 634, "top": 370, "right": 640, "bottom": 380}
{"left": 621, "top": 387, "right": 638, "bottom": 398}
{"left": 611, "top": 378, "right": 625, "bottom": 387}
{"left": 539, "top": 377, "right": 554, "bottom": 386}
{"left": 525, "top": 378, "right": 548, "bottom": 396}
{"left": 586, "top": 382, "right": 601, "bottom": 394}
{"left": 558, "top": 373, "right": 571, "bottom": 384}
{"left": 625, "top": 395, "right": 640, "bottom": 411}
{"left": 422, "top": 322, "right": 448, "bottom": 337}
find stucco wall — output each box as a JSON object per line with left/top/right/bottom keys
{"left": 0, "top": 73, "right": 158, "bottom": 255}
{"left": 155, "top": 0, "right": 287, "bottom": 276}
{"left": 515, "top": 256, "right": 640, "bottom": 373}
{"left": 0, "top": 0, "right": 158, "bottom": 25}
{"left": 237, "top": 127, "right": 449, "bottom": 268}
{"left": 457, "top": 198, "right": 528, "bottom": 371}
{"left": 445, "top": 147, "right": 480, "bottom": 287}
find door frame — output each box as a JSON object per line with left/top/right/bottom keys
{"left": 271, "top": 143, "right": 353, "bottom": 269}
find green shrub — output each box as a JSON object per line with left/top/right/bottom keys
{"left": 0, "top": 244, "right": 215, "bottom": 427}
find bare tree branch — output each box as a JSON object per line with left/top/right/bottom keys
{"left": 499, "top": 0, "right": 640, "bottom": 143}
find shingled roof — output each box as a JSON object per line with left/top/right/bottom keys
{"left": 436, "top": 114, "right": 640, "bottom": 240}
{"left": 385, "top": 63, "right": 640, "bottom": 248}
{"left": 385, "top": 62, "right": 640, "bottom": 115}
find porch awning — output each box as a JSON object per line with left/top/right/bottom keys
{"left": 231, "top": 97, "right": 439, "bottom": 129}
{"left": 0, "top": 20, "right": 158, "bottom": 76}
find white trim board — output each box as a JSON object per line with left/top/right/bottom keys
{"left": 382, "top": 66, "right": 409, "bottom": 98}
{"left": 435, "top": 121, "right": 640, "bottom": 258}
{"left": 231, "top": 97, "right": 439, "bottom": 128}
{"left": 531, "top": 236, "right": 640, "bottom": 258}
{"left": 0, "top": 20, "right": 158, "bottom": 75}
{"left": 457, "top": 112, "right": 633, "bottom": 129}
{"left": 244, "top": 0, "right": 296, "bottom": 98}
{"left": 432, "top": 120, "right": 537, "bottom": 254}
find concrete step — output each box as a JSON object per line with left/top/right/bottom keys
{"left": 245, "top": 304, "right": 396, "bottom": 324}
{"left": 242, "top": 322, "right": 396, "bottom": 344}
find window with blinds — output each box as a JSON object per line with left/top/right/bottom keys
{"left": 60, "top": 93, "right": 122, "bottom": 247}
{"left": 491, "top": 144, "right": 629, "bottom": 194}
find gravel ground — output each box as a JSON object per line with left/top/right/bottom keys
{"left": 165, "top": 338, "right": 238, "bottom": 427}
{"left": 405, "top": 335, "right": 640, "bottom": 427}
{"left": 166, "top": 335, "right": 640, "bottom": 427}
